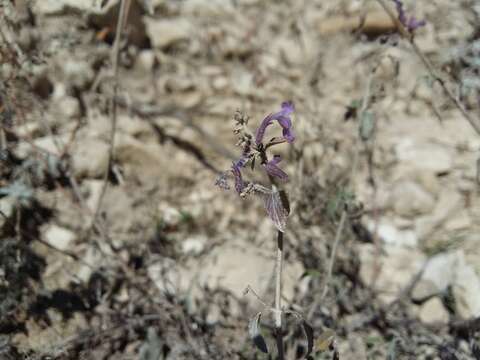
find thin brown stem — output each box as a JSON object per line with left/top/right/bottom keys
{"left": 375, "top": 0, "right": 480, "bottom": 135}
{"left": 90, "top": 0, "right": 131, "bottom": 234}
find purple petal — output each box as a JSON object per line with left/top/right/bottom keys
{"left": 282, "top": 127, "right": 295, "bottom": 143}
{"left": 280, "top": 101, "right": 295, "bottom": 116}
{"left": 234, "top": 154, "right": 249, "bottom": 168}
{"left": 264, "top": 155, "right": 288, "bottom": 181}
{"left": 406, "top": 17, "right": 426, "bottom": 32}
{"left": 255, "top": 101, "right": 295, "bottom": 145}
{"left": 392, "top": 0, "right": 425, "bottom": 32}
{"left": 255, "top": 114, "right": 274, "bottom": 145}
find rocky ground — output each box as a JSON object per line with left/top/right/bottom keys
{"left": 1, "top": 0, "right": 480, "bottom": 359}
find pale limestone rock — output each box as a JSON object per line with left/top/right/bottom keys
{"left": 0, "top": 196, "right": 15, "bottom": 228}
{"left": 71, "top": 138, "right": 109, "bottom": 178}
{"left": 394, "top": 139, "right": 453, "bottom": 174}
{"left": 453, "top": 258, "right": 480, "bottom": 319}
{"left": 134, "top": 50, "right": 156, "bottom": 73}
{"left": 149, "top": 240, "right": 303, "bottom": 306}
{"left": 181, "top": 236, "right": 207, "bottom": 255}
{"left": 412, "top": 251, "right": 461, "bottom": 301}
{"left": 359, "top": 244, "right": 425, "bottom": 304}
{"left": 366, "top": 220, "right": 417, "bottom": 247}
{"left": 183, "top": 0, "right": 234, "bottom": 16}
{"left": 83, "top": 180, "right": 104, "bottom": 214}
{"left": 56, "top": 96, "right": 80, "bottom": 119}
{"left": 44, "top": 225, "right": 76, "bottom": 251}
{"left": 418, "top": 297, "right": 449, "bottom": 324}
{"left": 62, "top": 58, "right": 95, "bottom": 89}
{"left": 416, "top": 191, "right": 463, "bottom": 240}
{"left": 232, "top": 69, "right": 254, "bottom": 96}
{"left": 32, "top": 0, "right": 99, "bottom": 15}
{"left": 338, "top": 334, "right": 367, "bottom": 360}
{"left": 145, "top": 18, "right": 192, "bottom": 49}
{"left": 158, "top": 203, "right": 183, "bottom": 227}
{"left": 391, "top": 181, "right": 436, "bottom": 218}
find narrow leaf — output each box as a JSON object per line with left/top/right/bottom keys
{"left": 359, "top": 110, "right": 375, "bottom": 142}
{"left": 387, "top": 338, "right": 397, "bottom": 360}
{"left": 301, "top": 320, "right": 314, "bottom": 358}
{"left": 248, "top": 312, "right": 268, "bottom": 354}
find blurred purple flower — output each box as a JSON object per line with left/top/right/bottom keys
{"left": 263, "top": 155, "right": 288, "bottom": 181}
{"left": 255, "top": 101, "right": 295, "bottom": 145}
{"left": 392, "top": 0, "right": 426, "bottom": 32}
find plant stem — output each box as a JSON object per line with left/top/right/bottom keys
{"left": 375, "top": 0, "right": 480, "bottom": 136}
{"left": 90, "top": 0, "right": 131, "bottom": 234}
{"left": 275, "top": 230, "right": 284, "bottom": 359}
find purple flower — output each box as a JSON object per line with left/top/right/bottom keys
{"left": 263, "top": 155, "right": 288, "bottom": 181}
{"left": 392, "top": 0, "right": 426, "bottom": 32}
{"left": 255, "top": 101, "right": 295, "bottom": 145}
{"left": 405, "top": 17, "right": 426, "bottom": 32}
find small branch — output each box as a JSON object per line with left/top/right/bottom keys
{"left": 375, "top": 0, "right": 480, "bottom": 136}
{"left": 90, "top": 0, "right": 131, "bottom": 233}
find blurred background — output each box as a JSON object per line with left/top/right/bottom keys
{"left": 1, "top": 0, "right": 480, "bottom": 359}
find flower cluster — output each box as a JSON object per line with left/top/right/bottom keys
{"left": 215, "top": 102, "right": 295, "bottom": 231}
{"left": 392, "top": 0, "right": 426, "bottom": 33}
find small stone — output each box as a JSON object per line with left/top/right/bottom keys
{"left": 391, "top": 181, "right": 436, "bottom": 218}
{"left": 44, "top": 225, "right": 76, "bottom": 251}
{"left": 359, "top": 244, "right": 425, "bottom": 304}
{"left": 83, "top": 180, "right": 104, "bottom": 213}
{"left": 182, "top": 236, "right": 206, "bottom": 255}
{"left": 277, "top": 38, "right": 303, "bottom": 66}
{"left": 71, "top": 138, "right": 109, "bottom": 178}
{"left": 32, "top": 0, "right": 99, "bottom": 15}
{"left": 57, "top": 96, "right": 80, "bottom": 119}
{"left": 135, "top": 50, "right": 156, "bottom": 73}
{"left": 232, "top": 69, "right": 254, "bottom": 96}
{"left": 395, "top": 140, "right": 453, "bottom": 174}
{"left": 453, "top": 260, "right": 480, "bottom": 319}
{"left": 145, "top": 18, "right": 192, "bottom": 49}
{"left": 184, "top": 0, "right": 234, "bottom": 16}
{"left": 0, "top": 197, "right": 15, "bottom": 228}
{"left": 62, "top": 58, "right": 95, "bottom": 89}
{"left": 418, "top": 297, "right": 449, "bottom": 324}
{"left": 158, "top": 203, "right": 182, "bottom": 227}
{"left": 366, "top": 220, "right": 417, "bottom": 247}
{"left": 338, "top": 334, "right": 367, "bottom": 360}
{"left": 412, "top": 251, "right": 461, "bottom": 301}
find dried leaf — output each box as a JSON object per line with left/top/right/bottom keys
{"left": 315, "top": 328, "right": 335, "bottom": 352}
{"left": 248, "top": 312, "right": 268, "bottom": 354}
{"left": 301, "top": 320, "right": 314, "bottom": 358}
{"left": 263, "top": 186, "right": 288, "bottom": 232}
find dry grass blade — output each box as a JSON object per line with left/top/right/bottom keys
{"left": 375, "top": 0, "right": 480, "bottom": 136}
{"left": 90, "top": 0, "right": 132, "bottom": 234}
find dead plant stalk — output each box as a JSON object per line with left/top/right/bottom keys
{"left": 91, "top": 0, "right": 132, "bottom": 232}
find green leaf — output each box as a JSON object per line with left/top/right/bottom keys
{"left": 359, "top": 110, "right": 375, "bottom": 142}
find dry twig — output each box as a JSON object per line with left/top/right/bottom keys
{"left": 90, "top": 0, "right": 132, "bottom": 233}
{"left": 375, "top": 0, "right": 480, "bottom": 135}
